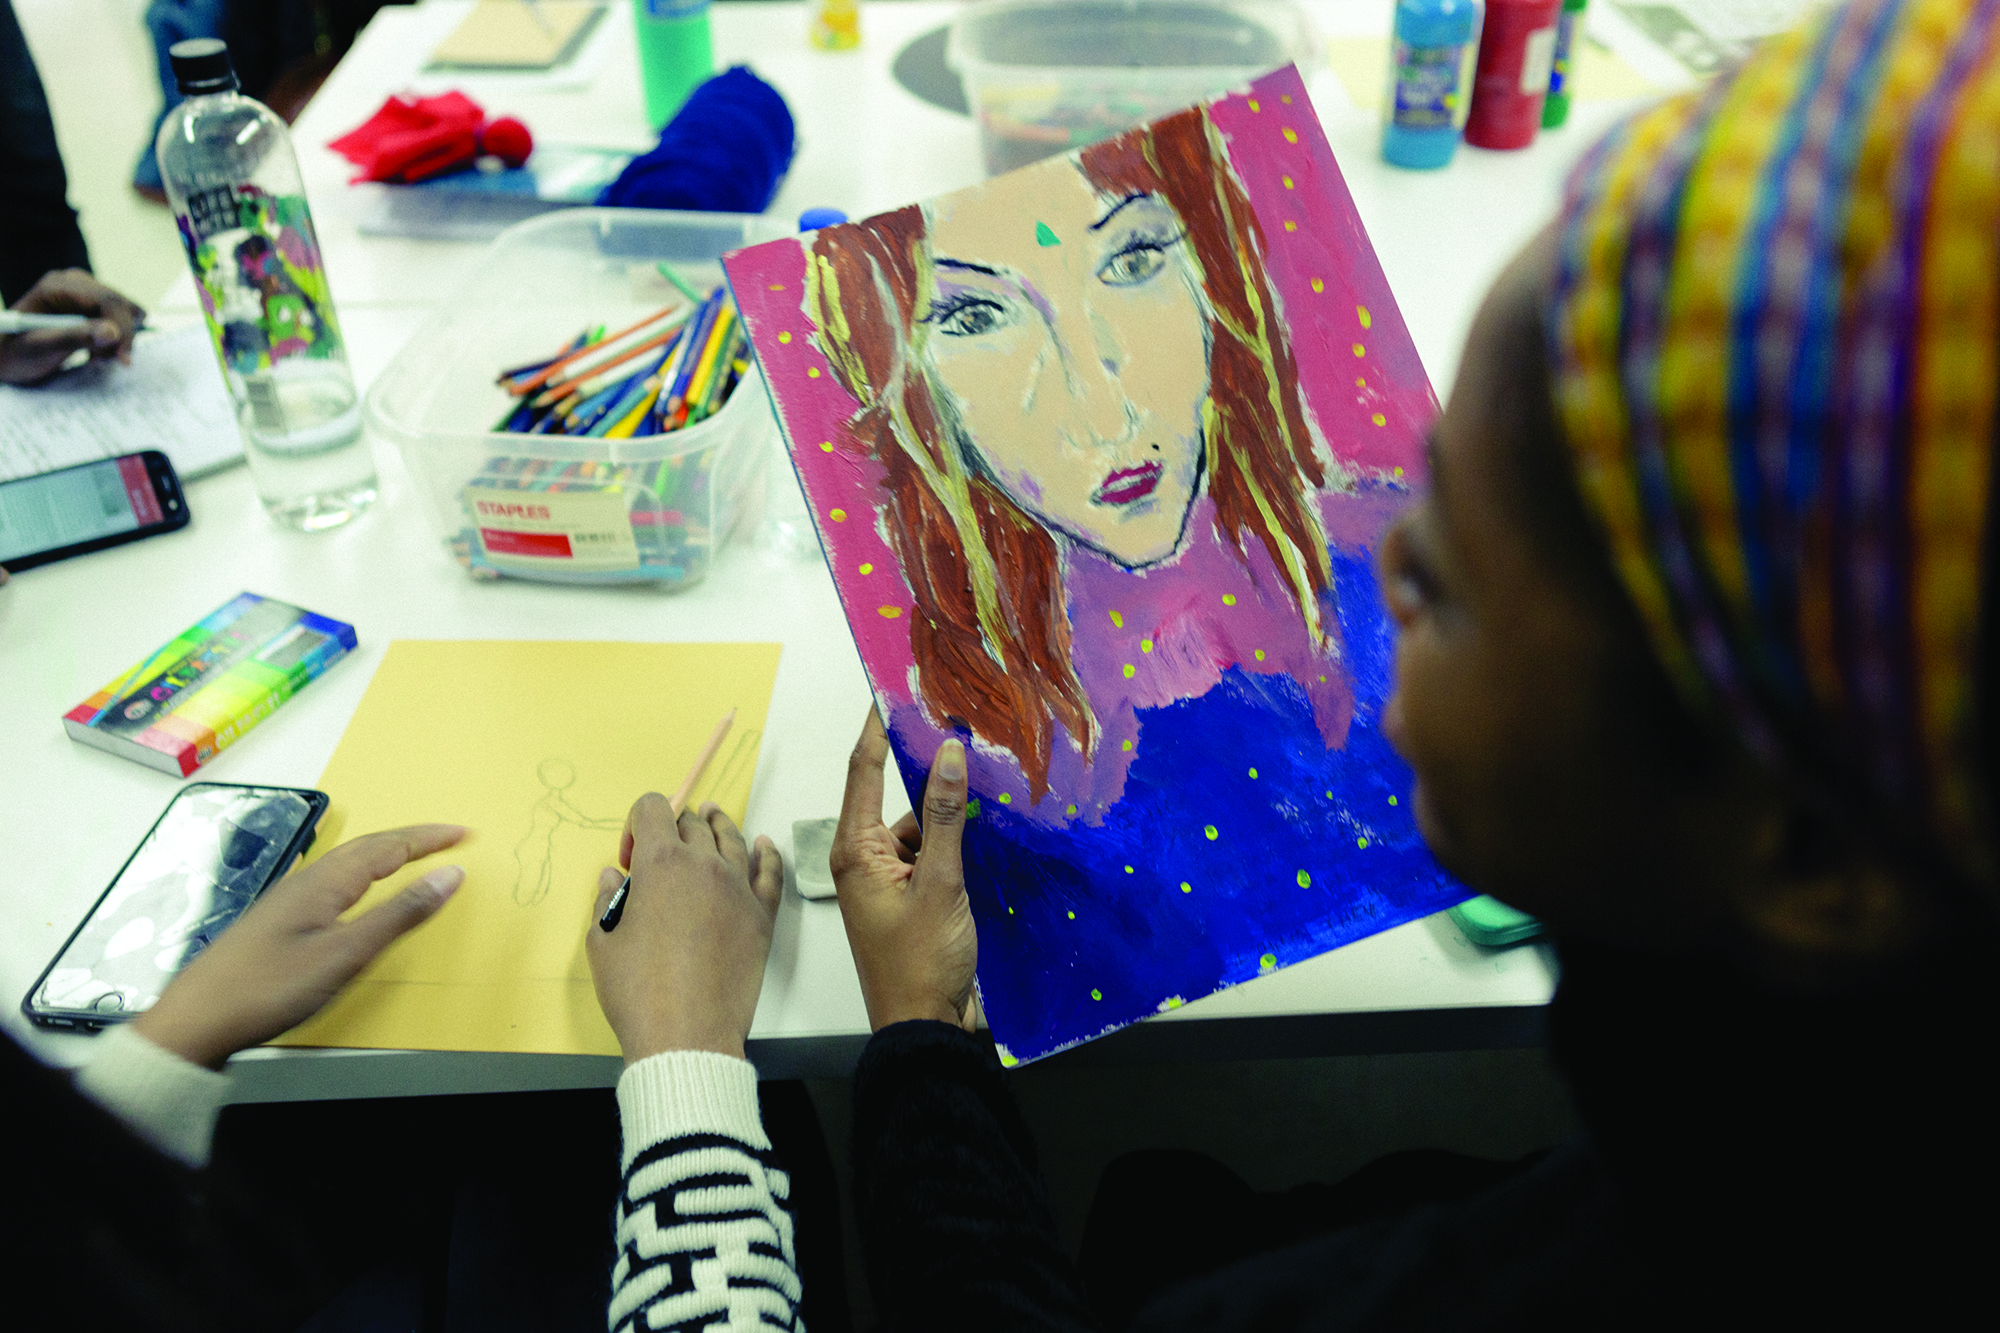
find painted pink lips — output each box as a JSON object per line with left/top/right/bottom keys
{"left": 1094, "top": 462, "right": 1164, "bottom": 507}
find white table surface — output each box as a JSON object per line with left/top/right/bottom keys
{"left": 3, "top": 1, "right": 1660, "bottom": 1100}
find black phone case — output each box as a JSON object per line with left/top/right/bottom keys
{"left": 22, "top": 782, "right": 328, "bottom": 1031}
{"left": 0, "top": 450, "right": 189, "bottom": 574}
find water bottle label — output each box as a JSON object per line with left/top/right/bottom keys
{"left": 641, "top": 0, "right": 708, "bottom": 19}
{"left": 1391, "top": 41, "right": 1471, "bottom": 130}
{"left": 174, "top": 183, "right": 344, "bottom": 383}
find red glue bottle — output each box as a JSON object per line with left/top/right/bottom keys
{"left": 1464, "top": 0, "right": 1562, "bottom": 149}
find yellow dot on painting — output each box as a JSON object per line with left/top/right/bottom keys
{"left": 1284, "top": 219, "right": 1298, "bottom": 232}
{"left": 1326, "top": 789, "right": 1334, "bottom": 798}
{"left": 1282, "top": 175, "right": 1295, "bottom": 189}
{"left": 1008, "top": 906, "right": 1015, "bottom": 914}
{"left": 1353, "top": 343, "right": 1366, "bottom": 357}
{"left": 1141, "top": 638, "right": 1154, "bottom": 652}
{"left": 1389, "top": 794, "right": 1399, "bottom": 805}
{"left": 829, "top": 508, "right": 846, "bottom": 522}
{"left": 1296, "top": 869, "right": 1312, "bottom": 888}
{"left": 1254, "top": 649, "right": 1266, "bottom": 662}
{"left": 1248, "top": 98, "right": 1261, "bottom": 111}
{"left": 878, "top": 606, "right": 901, "bottom": 618}
{"left": 1357, "top": 836, "right": 1370, "bottom": 849}
{"left": 767, "top": 283, "right": 785, "bottom": 291}
{"left": 1124, "top": 865, "right": 1134, "bottom": 874}
{"left": 1109, "top": 609, "right": 1124, "bottom": 628}
{"left": 1281, "top": 93, "right": 1293, "bottom": 104}
{"left": 998, "top": 792, "right": 1012, "bottom": 804}
{"left": 1358, "top": 306, "right": 1373, "bottom": 328}
{"left": 859, "top": 562, "right": 874, "bottom": 574}
{"left": 1356, "top": 376, "right": 1367, "bottom": 387}
{"left": 1222, "top": 593, "right": 1237, "bottom": 606}
{"left": 1165, "top": 996, "right": 1184, "bottom": 1008}
{"left": 1282, "top": 127, "right": 1298, "bottom": 143}
{"left": 1248, "top": 767, "right": 1259, "bottom": 779}
{"left": 1181, "top": 881, "right": 1192, "bottom": 893}
{"left": 1259, "top": 952, "right": 1277, "bottom": 971}
{"left": 777, "top": 331, "right": 792, "bottom": 344}
{"left": 807, "top": 367, "right": 821, "bottom": 377}
{"left": 1394, "top": 466, "right": 1405, "bottom": 479}
{"left": 1091, "top": 988, "right": 1102, "bottom": 1000}
{"left": 1372, "top": 413, "right": 1387, "bottom": 427}
{"left": 1122, "top": 738, "right": 1134, "bottom": 752}
{"left": 999, "top": 1050, "right": 1019, "bottom": 1067}
{"left": 1067, "top": 910, "right": 1076, "bottom": 920}
{"left": 1123, "top": 663, "right": 1137, "bottom": 679}
{"left": 1205, "top": 824, "right": 1219, "bottom": 840}
{"left": 1311, "top": 278, "right": 1325, "bottom": 293}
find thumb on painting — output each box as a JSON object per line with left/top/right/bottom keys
{"left": 917, "top": 740, "right": 968, "bottom": 876}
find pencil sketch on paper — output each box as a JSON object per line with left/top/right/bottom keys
{"left": 689, "top": 727, "right": 762, "bottom": 812}
{"left": 725, "top": 65, "right": 1468, "bottom": 1063}
{"left": 514, "top": 757, "right": 622, "bottom": 906}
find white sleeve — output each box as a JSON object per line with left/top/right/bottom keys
{"left": 70, "top": 1023, "right": 231, "bottom": 1169}
{"left": 610, "top": 1050, "right": 803, "bottom": 1333}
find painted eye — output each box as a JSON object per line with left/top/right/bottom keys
{"left": 934, "top": 297, "right": 1007, "bottom": 337}
{"left": 1098, "top": 242, "right": 1169, "bottom": 287}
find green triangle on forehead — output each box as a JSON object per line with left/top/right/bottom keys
{"left": 1035, "top": 221, "right": 1060, "bottom": 247}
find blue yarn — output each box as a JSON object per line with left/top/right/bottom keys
{"left": 596, "top": 65, "right": 795, "bottom": 213}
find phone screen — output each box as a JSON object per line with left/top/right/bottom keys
{"left": 0, "top": 456, "right": 165, "bottom": 565}
{"left": 29, "top": 784, "right": 320, "bottom": 1022}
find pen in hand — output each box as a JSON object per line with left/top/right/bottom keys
{"left": 599, "top": 706, "right": 738, "bottom": 932}
{"left": 0, "top": 311, "right": 90, "bottom": 334}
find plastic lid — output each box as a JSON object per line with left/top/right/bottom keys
{"left": 797, "top": 207, "right": 848, "bottom": 231}
{"left": 169, "top": 38, "right": 240, "bottom": 95}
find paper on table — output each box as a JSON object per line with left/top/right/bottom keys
{"left": 0, "top": 324, "right": 241, "bottom": 484}
{"left": 274, "top": 639, "right": 782, "bottom": 1056}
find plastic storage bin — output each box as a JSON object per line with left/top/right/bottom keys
{"left": 365, "top": 208, "right": 790, "bottom": 587}
{"left": 947, "top": 0, "right": 1315, "bottom": 176}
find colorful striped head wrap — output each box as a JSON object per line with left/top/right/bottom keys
{"left": 1547, "top": 0, "right": 2000, "bottom": 887}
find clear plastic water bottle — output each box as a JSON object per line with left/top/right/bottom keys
{"left": 155, "top": 38, "right": 375, "bottom": 531}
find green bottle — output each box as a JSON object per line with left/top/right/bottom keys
{"left": 1543, "top": 0, "right": 1588, "bottom": 128}
{"left": 632, "top": 0, "right": 713, "bottom": 130}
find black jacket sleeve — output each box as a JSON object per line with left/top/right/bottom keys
{"left": 851, "top": 1020, "right": 1099, "bottom": 1332}
{"left": 0, "top": 0, "right": 91, "bottom": 304}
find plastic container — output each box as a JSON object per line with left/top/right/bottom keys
{"left": 364, "top": 208, "right": 789, "bottom": 588}
{"left": 1381, "top": 0, "right": 1483, "bottom": 170}
{"left": 947, "top": 0, "right": 1316, "bottom": 176}
{"left": 1464, "top": 0, "right": 1562, "bottom": 150}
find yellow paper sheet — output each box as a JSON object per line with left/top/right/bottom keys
{"left": 275, "top": 640, "right": 781, "bottom": 1055}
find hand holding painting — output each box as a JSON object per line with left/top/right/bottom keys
{"left": 830, "top": 710, "right": 980, "bottom": 1033}
{"left": 585, "top": 793, "right": 782, "bottom": 1064}
{"left": 130, "top": 824, "right": 467, "bottom": 1070}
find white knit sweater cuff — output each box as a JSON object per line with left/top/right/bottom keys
{"left": 72, "top": 1024, "right": 231, "bottom": 1169}
{"left": 617, "top": 1049, "right": 766, "bottom": 1167}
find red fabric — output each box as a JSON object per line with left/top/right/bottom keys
{"left": 327, "top": 92, "right": 530, "bottom": 183}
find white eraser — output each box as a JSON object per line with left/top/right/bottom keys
{"left": 791, "top": 817, "right": 839, "bottom": 899}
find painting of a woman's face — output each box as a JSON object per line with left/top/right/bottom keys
{"left": 924, "top": 164, "right": 1211, "bottom": 568}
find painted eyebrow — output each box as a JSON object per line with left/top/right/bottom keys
{"left": 935, "top": 258, "right": 1003, "bottom": 277}
{"left": 1090, "top": 193, "right": 1151, "bottom": 232}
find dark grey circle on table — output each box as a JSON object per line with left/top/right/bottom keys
{"left": 893, "top": 25, "right": 969, "bottom": 117}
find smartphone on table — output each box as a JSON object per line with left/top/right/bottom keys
{"left": 24, "top": 783, "right": 328, "bottom": 1030}
{"left": 0, "top": 451, "right": 188, "bottom": 574}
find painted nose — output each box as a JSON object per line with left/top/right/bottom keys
{"left": 1064, "top": 306, "right": 1133, "bottom": 445}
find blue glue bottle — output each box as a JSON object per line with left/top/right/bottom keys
{"left": 1382, "top": 0, "right": 1484, "bottom": 169}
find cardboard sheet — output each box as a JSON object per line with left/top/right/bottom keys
{"left": 275, "top": 639, "right": 780, "bottom": 1055}
{"left": 426, "top": 0, "right": 606, "bottom": 71}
